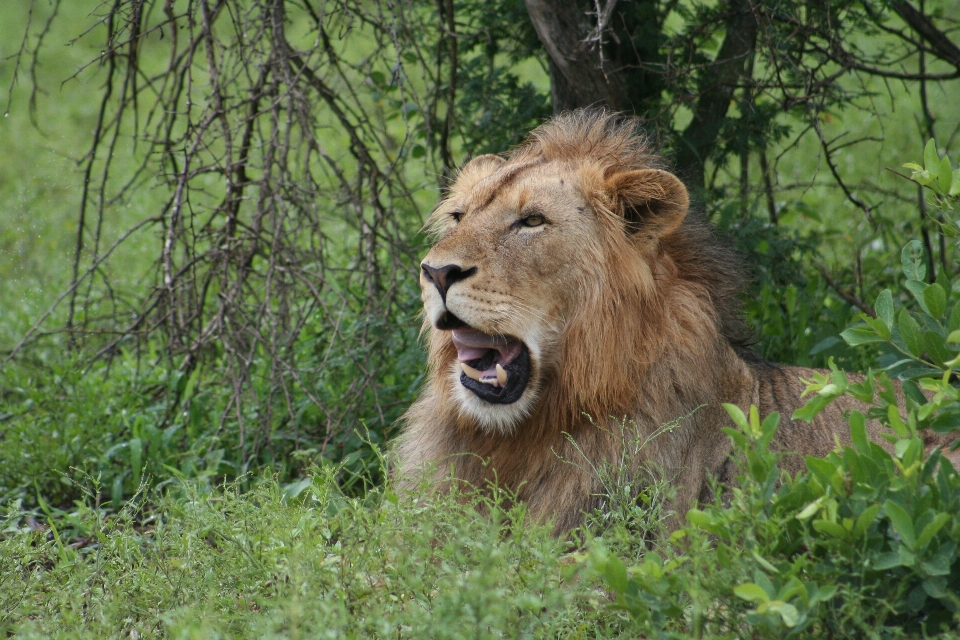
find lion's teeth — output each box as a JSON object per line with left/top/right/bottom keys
{"left": 461, "top": 362, "right": 484, "bottom": 382}
{"left": 461, "top": 362, "right": 505, "bottom": 387}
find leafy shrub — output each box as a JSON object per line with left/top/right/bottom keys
{"left": 588, "top": 142, "right": 960, "bottom": 638}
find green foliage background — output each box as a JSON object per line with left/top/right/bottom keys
{"left": 1, "top": 0, "right": 960, "bottom": 636}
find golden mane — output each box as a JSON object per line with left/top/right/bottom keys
{"left": 399, "top": 110, "right": 761, "bottom": 533}
{"left": 499, "top": 111, "right": 753, "bottom": 432}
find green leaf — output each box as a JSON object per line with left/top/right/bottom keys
{"left": 841, "top": 326, "right": 886, "bottom": 346}
{"left": 722, "top": 403, "right": 749, "bottom": 430}
{"left": 902, "top": 379, "right": 927, "bottom": 406}
{"left": 902, "top": 240, "right": 927, "bottom": 282}
{"left": 806, "top": 456, "right": 838, "bottom": 483}
{"left": 924, "top": 139, "right": 940, "bottom": 174}
{"left": 939, "top": 155, "right": 953, "bottom": 194}
{"left": 410, "top": 144, "right": 426, "bottom": 159}
{"left": 885, "top": 500, "right": 917, "bottom": 549}
{"left": 905, "top": 279, "right": 929, "bottom": 313}
{"left": 810, "top": 584, "right": 838, "bottom": 605}
{"left": 797, "top": 498, "right": 824, "bottom": 521}
{"left": 952, "top": 168, "right": 960, "bottom": 196}
{"left": 792, "top": 395, "right": 833, "bottom": 423}
{"left": 876, "top": 289, "right": 894, "bottom": 329}
{"left": 130, "top": 438, "right": 143, "bottom": 488}
{"left": 924, "top": 331, "right": 955, "bottom": 367}
{"left": 873, "top": 551, "right": 902, "bottom": 570}
{"left": 887, "top": 404, "right": 909, "bottom": 438}
{"left": 898, "top": 366, "right": 944, "bottom": 381}
{"left": 854, "top": 504, "right": 882, "bottom": 537}
{"left": 898, "top": 309, "right": 924, "bottom": 357}
{"left": 864, "top": 316, "right": 892, "bottom": 340}
{"left": 809, "top": 336, "right": 840, "bottom": 356}
{"left": 849, "top": 410, "right": 870, "bottom": 453}
{"left": 924, "top": 283, "right": 948, "bottom": 318}
{"left": 601, "top": 554, "right": 629, "bottom": 593}
{"left": 923, "top": 577, "right": 947, "bottom": 598}
{"left": 112, "top": 474, "right": 126, "bottom": 510}
{"left": 949, "top": 303, "right": 960, "bottom": 333}
{"left": 813, "top": 519, "right": 850, "bottom": 539}
{"left": 916, "top": 513, "right": 951, "bottom": 548}
{"left": 686, "top": 509, "right": 712, "bottom": 528}
{"left": 912, "top": 170, "right": 935, "bottom": 187}
{"left": 734, "top": 583, "right": 770, "bottom": 603}
{"left": 752, "top": 551, "right": 779, "bottom": 574}
{"left": 920, "top": 553, "right": 952, "bottom": 576}
{"left": 768, "top": 602, "right": 799, "bottom": 627}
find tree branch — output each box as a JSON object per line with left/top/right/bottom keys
{"left": 675, "top": 0, "right": 759, "bottom": 191}
{"left": 524, "top": 0, "right": 630, "bottom": 112}
{"left": 890, "top": 1, "right": 960, "bottom": 69}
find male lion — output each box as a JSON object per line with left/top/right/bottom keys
{"left": 397, "top": 109, "right": 955, "bottom": 534}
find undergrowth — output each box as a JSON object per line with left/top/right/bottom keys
{"left": 3, "top": 117, "right": 960, "bottom": 640}
{"left": 1, "top": 467, "right": 625, "bottom": 639}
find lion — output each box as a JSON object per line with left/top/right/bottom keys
{"left": 396, "top": 109, "right": 957, "bottom": 534}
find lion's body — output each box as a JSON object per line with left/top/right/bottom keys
{"left": 397, "top": 110, "right": 956, "bottom": 533}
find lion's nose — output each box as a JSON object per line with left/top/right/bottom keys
{"left": 421, "top": 263, "right": 476, "bottom": 301}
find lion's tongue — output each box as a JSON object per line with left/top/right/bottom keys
{"left": 451, "top": 329, "right": 522, "bottom": 372}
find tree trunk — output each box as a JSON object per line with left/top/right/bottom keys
{"left": 675, "top": 0, "right": 759, "bottom": 192}
{"left": 524, "top": 0, "right": 759, "bottom": 192}
{"left": 523, "top": 0, "right": 631, "bottom": 112}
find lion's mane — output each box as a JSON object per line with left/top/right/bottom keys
{"left": 397, "top": 110, "right": 942, "bottom": 534}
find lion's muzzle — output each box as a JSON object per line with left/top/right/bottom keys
{"left": 421, "top": 262, "right": 476, "bottom": 302}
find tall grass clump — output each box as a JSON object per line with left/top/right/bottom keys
{"left": 1, "top": 462, "right": 641, "bottom": 638}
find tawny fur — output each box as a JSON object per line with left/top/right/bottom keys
{"left": 397, "top": 109, "right": 958, "bottom": 534}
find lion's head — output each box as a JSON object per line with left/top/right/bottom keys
{"left": 401, "top": 111, "right": 960, "bottom": 533}
{"left": 416, "top": 110, "right": 750, "bottom": 437}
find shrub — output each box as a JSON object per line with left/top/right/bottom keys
{"left": 588, "top": 142, "right": 960, "bottom": 638}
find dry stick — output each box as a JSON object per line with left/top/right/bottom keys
{"left": 3, "top": 217, "right": 160, "bottom": 366}
{"left": 816, "top": 266, "right": 877, "bottom": 318}
{"left": 68, "top": 5, "right": 121, "bottom": 348}
{"left": 890, "top": 0, "right": 960, "bottom": 69}
{"left": 4, "top": 0, "right": 37, "bottom": 116}
{"left": 813, "top": 118, "right": 878, "bottom": 230}
{"left": 84, "top": 44, "right": 136, "bottom": 333}
{"left": 437, "top": 0, "right": 457, "bottom": 181}
{"left": 915, "top": 3, "right": 948, "bottom": 279}
{"left": 759, "top": 148, "right": 777, "bottom": 224}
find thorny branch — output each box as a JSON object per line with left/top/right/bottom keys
{"left": 6, "top": 0, "right": 456, "bottom": 462}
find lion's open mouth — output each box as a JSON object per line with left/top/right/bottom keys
{"left": 451, "top": 328, "right": 531, "bottom": 404}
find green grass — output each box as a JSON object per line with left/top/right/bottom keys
{"left": 3, "top": 2, "right": 960, "bottom": 637}
{"left": 1, "top": 471, "right": 629, "bottom": 639}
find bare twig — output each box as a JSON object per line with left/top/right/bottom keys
{"left": 816, "top": 266, "right": 877, "bottom": 318}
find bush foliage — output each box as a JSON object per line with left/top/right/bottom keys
{"left": 586, "top": 143, "right": 960, "bottom": 638}
{"left": 2, "top": 0, "right": 960, "bottom": 635}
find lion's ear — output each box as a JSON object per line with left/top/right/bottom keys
{"left": 605, "top": 169, "right": 689, "bottom": 238}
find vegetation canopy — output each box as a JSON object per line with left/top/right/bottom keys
{"left": 1, "top": 0, "right": 960, "bottom": 636}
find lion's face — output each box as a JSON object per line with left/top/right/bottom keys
{"left": 420, "top": 152, "right": 689, "bottom": 434}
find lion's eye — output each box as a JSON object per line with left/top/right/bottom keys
{"left": 450, "top": 211, "right": 463, "bottom": 223}
{"left": 520, "top": 214, "right": 545, "bottom": 227}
